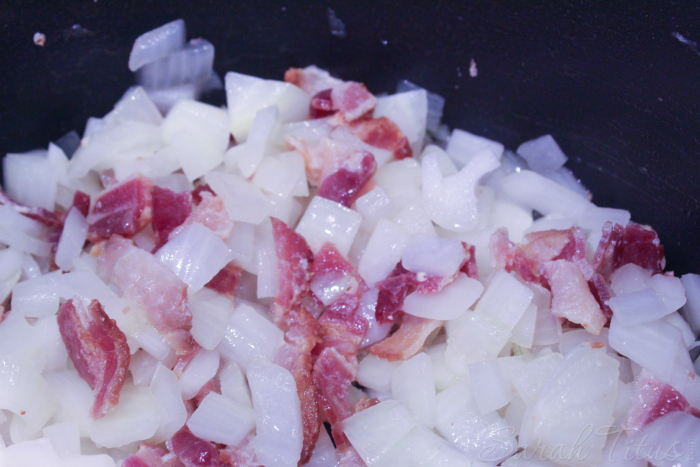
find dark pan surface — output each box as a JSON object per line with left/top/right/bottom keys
{"left": 1, "top": 1, "right": 699, "bottom": 273}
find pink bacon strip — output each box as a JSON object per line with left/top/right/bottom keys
{"left": 87, "top": 175, "right": 153, "bottom": 243}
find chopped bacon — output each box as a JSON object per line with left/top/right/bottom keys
{"left": 351, "top": 396, "right": 380, "bottom": 415}
{"left": 310, "top": 89, "right": 335, "bottom": 119}
{"left": 490, "top": 228, "right": 546, "bottom": 286}
{"left": 0, "top": 186, "right": 62, "bottom": 227}
{"left": 290, "top": 137, "right": 374, "bottom": 189}
{"left": 96, "top": 235, "right": 195, "bottom": 355}
{"left": 273, "top": 306, "right": 321, "bottom": 465}
{"left": 193, "top": 378, "right": 221, "bottom": 407}
{"left": 87, "top": 175, "right": 153, "bottom": 243}
{"left": 460, "top": 243, "right": 479, "bottom": 279}
{"left": 330, "top": 82, "right": 377, "bottom": 123}
{"left": 170, "top": 192, "right": 233, "bottom": 241}
{"left": 370, "top": 314, "right": 444, "bottom": 361}
{"left": 284, "top": 66, "right": 343, "bottom": 96}
{"left": 219, "top": 436, "right": 260, "bottom": 467}
{"left": 123, "top": 443, "right": 179, "bottom": 467}
{"left": 624, "top": 370, "right": 700, "bottom": 431}
{"left": 313, "top": 347, "right": 357, "bottom": 458}
{"left": 619, "top": 224, "right": 665, "bottom": 275}
{"left": 590, "top": 222, "right": 625, "bottom": 279}
{"left": 317, "top": 152, "right": 377, "bottom": 208}
{"left": 167, "top": 426, "right": 220, "bottom": 467}
{"left": 588, "top": 272, "right": 613, "bottom": 319}
{"left": 543, "top": 260, "right": 607, "bottom": 335}
{"left": 70, "top": 191, "right": 91, "bottom": 218}
{"left": 191, "top": 184, "right": 215, "bottom": 205}
{"left": 349, "top": 117, "right": 413, "bottom": 160}
{"left": 205, "top": 262, "right": 242, "bottom": 299}
{"left": 57, "top": 298, "right": 130, "bottom": 418}
{"left": 271, "top": 217, "right": 314, "bottom": 324}
{"left": 151, "top": 186, "right": 192, "bottom": 248}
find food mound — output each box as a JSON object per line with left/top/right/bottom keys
{"left": 0, "top": 19, "right": 699, "bottom": 467}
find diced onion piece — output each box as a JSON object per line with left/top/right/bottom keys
{"left": 650, "top": 274, "right": 686, "bottom": 313}
{"left": 680, "top": 273, "right": 700, "bottom": 334}
{"left": 374, "top": 89, "right": 428, "bottom": 149}
{"left": 343, "top": 400, "right": 419, "bottom": 466}
{"left": 403, "top": 274, "right": 483, "bottom": 320}
{"left": 42, "top": 421, "right": 80, "bottom": 457}
{"left": 0, "top": 365, "right": 57, "bottom": 442}
{"left": 54, "top": 208, "right": 88, "bottom": 272}
{"left": 445, "top": 311, "right": 511, "bottom": 374}
{"left": 187, "top": 392, "right": 255, "bottom": 446}
{"left": 296, "top": 196, "right": 362, "bottom": 256}
{"left": 446, "top": 129, "right": 504, "bottom": 169}
{"left": 489, "top": 201, "right": 533, "bottom": 243}
{"left": 306, "top": 426, "right": 340, "bottom": 467}
{"left": 608, "top": 288, "right": 670, "bottom": 326}
{"left": 639, "top": 411, "right": 700, "bottom": 467}
{"left": 178, "top": 349, "right": 220, "bottom": 400}
{"left": 219, "top": 361, "right": 252, "bottom": 408}
{"left": 401, "top": 236, "right": 465, "bottom": 277}
{"left": 469, "top": 359, "right": 510, "bottom": 414}
{"left": 156, "top": 223, "right": 232, "bottom": 293}
{"left": 4, "top": 150, "right": 57, "bottom": 211}
{"left": 11, "top": 273, "right": 60, "bottom": 319}
{"left": 500, "top": 170, "right": 594, "bottom": 221}
{"left": 510, "top": 303, "right": 537, "bottom": 348}
{"left": 33, "top": 316, "right": 68, "bottom": 372}
{"left": 217, "top": 303, "right": 284, "bottom": 370}
{"left": 150, "top": 364, "right": 187, "bottom": 443}
{"left": 396, "top": 80, "right": 445, "bottom": 133}
{"left": 248, "top": 360, "right": 303, "bottom": 467}
{"left": 102, "top": 86, "right": 164, "bottom": 127}
{"left": 516, "top": 134, "right": 567, "bottom": 174}
{"left": 0, "top": 309, "right": 46, "bottom": 372}
{"left": 358, "top": 219, "right": 411, "bottom": 287}
{"left": 129, "top": 350, "right": 159, "bottom": 386}
{"left": 391, "top": 353, "right": 436, "bottom": 427}
{"left": 128, "top": 19, "right": 186, "bottom": 71}
{"left": 610, "top": 263, "right": 651, "bottom": 296}
{"left": 238, "top": 106, "right": 281, "bottom": 177}
{"left": 189, "top": 288, "right": 235, "bottom": 350}
{"left": 225, "top": 71, "right": 310, "bottom": 142}
{"left": 137, "top": 38, "right": 214, "bottom": 90}
{"left": 375, "top": 426, "right": 479, "bottom": 467}
{"left": 357, "top": 354, "right": 400, "bottom": 392}
{"left": 252, "top": 151, "right": 307, "bottom": 197}
{"left": 206, "top": 171, "right": 270, "bottom": 225}
{"left": 475, "top": 271, "right": 534, "bottom": 330}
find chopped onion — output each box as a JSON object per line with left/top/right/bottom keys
{"left": 42, "top": 422, "right": 80, "bottom": 457}
{"left": 680, "top": 273, "right": 700, "bottom": 334}
{"left": 54, "top": 207, "right": 88, "bottom": 272}
{"left": 446, "top": 129, "right": 504, "bottom": 169}
{"left": 149, "top": 364, "right": 187, "bottom": 443}
{"left": 187, "top": 392, "right": 255, "bottom": 446}
{"left": 189, "top": 288, "right": 235, "bottom": 350}
{"left": 475, "top": 271, "right": 534, "bottom": 330}
{"left": 11, "top": 272, "right": 60, "bottom": 319}
{"left": 206, "top": 171, "right": 270, "bottom": 225}
{"left": 374, "top": 89, "right": 428, "bottom": 150}
{"left": 391, "top": 353, "right": 436, "bottom": 427}
{"left": 401, "top": 236, "right": 466, "bottom": 277}
{"left": 3, "top": 150, "right": 57, "bottom": 211}
{"left": 608, "top": 288, "right": 670, "bottom": 326}
{"left": 178, "top": 349, "right": 220, "bottom": 400}
{"left": 358, "top": 219, "right": 411, "bottom": 287}
{"left": 516, "top": 134, "right": 567, "bottom": 174}
{"left": 128, "top": 19, "right": 186, "bottom": 72}
{"left": 217, "top": 303, "right": 284, "bottom": 370}
{"left": 469, "top": 359, "right": 511, "bottom": 414}
{"left": 296, "top": 197, "right": 362, "bottom": 256}
{"left": 137, "top": 38, "right": 214, "bottom": 90}
{"left": 403, "top": 274, "right": 483, "bottom": 320}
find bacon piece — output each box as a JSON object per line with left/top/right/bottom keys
{"left": 490, "top": 228, "right": 546, "bottom": 286}
{"left": 309, "top": 89, "right": 335, "bottom": 119}
{"left": 317, "top": 152, "right": 377, "bottom": 208}
{"left": 123, "top": 443, "right": 182, "bottom": 467}
{"left": 588, "top": 272, "right": 613, "bottom": 319}
{"left": 170, "top": 192, "right": 233, "bottom": 241}
{"left": 191, "top": 184, "right": 215, "bottom": 205}
{"left": 205, "top": 262, "right": 242, "bottom": 299}
{"left": 624, "top": 370, "right": 700, "bottom": 431}
{"left": 351, "top": 396, "right": 380, "bottom": 415}
{"left": 290, "top": 137, "right": 374, "bottom": 189}
{"left": 151, "top": 186, "right": 192, "bottom": 248}
{"left": 0, "top": 186, "right": 62, "bottom": 227}
{"left": 87, "top": 175, "right": 153, "bottom": 243}
{"left": 273, "top": 306, "right": 321, "bottom": 465}
{"left": 57, "top": 298, "right": 130, "bottom": 418}
{"left": 71, "top": 191, "right": 91, "bottom": 218}
{"left": 96, "top": 235, "right": 195, "bottom": 355}
{"left": 370, "top": 314, "right": 443, "bottom": 361}
{"left": 590, "top": 222, "right": 625, "bottom": 279}
{"left": 460, "top": 243, "right": 479, "bottom": 279}
{"left": 271, "top": 217, "right": 314, "bottom": 324}
{"left": 543, "top": 260, "right": 607, "bottom": 335}
{"left": 313, "top": 347, "right": 358, "bottom": 458}
{"left": 619, "top": 224, "right": 665, "bottom": 275}
{"left": 330, "top": 82, "right": 377, "bottom": 122}
{"left": 219, "top": 436, "right": 260, "bottom": 467}
{"left": 284, "top": 66, "right": 343, "bottom": 96}
{"left": 349, "top": 117, "right": 412, "bottom": 160}
{"left": 167, "top": 426, "right": 220, "bottom": 467}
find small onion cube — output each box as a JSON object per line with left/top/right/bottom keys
{"left": 475, "top": 271, "right": 534, "bottom": 330}
{"left": 137, "top": 38, "right": 215, "bottom": 90}
{"left": 189, "top": 288, "right": 235, "bottom": 350}
{"left": 149, "top": 364, "right": 187, "bottom": 443}
{"left": 401, "top": 235, "right": 466, "bottom": 277}
{"left": 403, "top": 274, "right": 483, "bottom": 321}
{"left": 178, "top": 349, "right": 220, "bottom": 400}
{"left": 206, "top": 171, "right": 270, "bottom": 225}
{"left": 42, "top": 422, "right": 80, "bottom": 457}
{"left": 187, "top": 392, "right": 255, "bottom": 446}
{"left": 54, "top": 207, "right": 88, "bottom": 272}
{"left": 296, "top": 197, "right": 362, "bottom": 256}
{"left": 469, "top": 359, "right": 511, "bottom": 414}
{"left": 217, "top": 303, "right": 284, "bottom": 370}
{"left": 358, "top": 219, "right": 411, "bottom": 287}
{"left": 608, "top": 288, "right": 669, "bottom": 326}
{"left": 128, "top": 19, "right": 186, "bottom": 71}
{"left": 516, "top": 134, "right": 567, "bottom": 174}
{"left": 391, "top": 353, "right": 436, "bottom": 427}
{"left": 446, "top": 128, "right": 504, "bottom": 169}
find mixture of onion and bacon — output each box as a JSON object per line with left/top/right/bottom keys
{"left": 0, "top": 19, "right": 699, "bottom": 467}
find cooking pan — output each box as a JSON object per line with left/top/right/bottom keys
{"left": 0, "top": 0, "right": 699, "bottom": 275}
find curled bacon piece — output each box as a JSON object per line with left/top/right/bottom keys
{"left": 349, "top": 116, "right": 412, "bottom": 160}
{"left": 370, "top": 314, "right": 443, "bottom": 362}
{"left": 317, "top": 152, "right": 377, "bottom": 208}
{"left": 170, "top": 191, "right": 233, "bottom": 241}
{"left": 96, "top": 235, "right": 195, "bottom": 355}
{"left": 57, "top": 298, "right": 130, "bottom": 418}
{"left": 330, "top": 82, "right": 377, "bottom": 123}
{"left": 167, "top": 426, "right": 220, "bottom": 467}
{"left": 151, "top": 186, "right": 192, "bottom": 249}
{"left": 205, "top": 262, "right": 242, "bottom": 299}
{"left": 87, "top": 175, "right": 153, "bottom": 243}
{"left": 619, "top": 223, "right": 665, "bottom": 275}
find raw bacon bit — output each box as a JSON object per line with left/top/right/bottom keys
{"left": 205, "top": 262, "right": 242, "bottom": 299}
{"left": 0, "top": 186, "right": 62, "bottom": 227}
{"left": 543, "top": 260, "right": 607, "bottom": 335}
{"left": 460, "top": 242, "right": 479, "bottom": 279}
{"left": 167, "top": 426, "right": 220, "bottom": 467}
{"left": 87, "top": 175, "right": 153, "bottom": 243}
{"left": 170, "top": 192, "right": 233, "bottom": 241}
{"left": 96, "top": 235, "right": 195, "bottom": 355}
{"left": 349, "top": 117, "right": 413, "bottom": 160}
{"left": 619, "top": 223, "right": 665, "bottom": 275}
{"left": 489, "top": 228, "right": 546, "bottom": 286}
{"left": 219, "top": 436, "right": 260, "bottom": 467}
{"left": 122, "top": 443, "right": 170, "bottom": 467}
{"left": 191, "top": 184, "right": 215, "bottom": 205}
{"left": 57, "top": 298, "right": 130, "bottom": 418}
{"left": 317, "top": 152, "right": 377, "bottom": 207}
{"left": 370, "top": 314, "right": 444, "bottom": 362}
{"left": 624, "top": 370, "right": 700, "bottom": 431}
{"left": 151, "top": 186, "right": 192, "bottom": 248}
{"left": 284, "top": 66, "right": 343, "bottom": 96}
{"left": 70, "top": 191, "right": 91, "bottom": 218}
{"left": 273, "top": 306, "right": 321, "bottom": 465}
{"left": 271, "top": 217, "right": 314, "bottom": 324}
{"left": 351, "top": 396, "right": 380, "bottom": 415}
{"left": 590, "top": 222, "right": 624, "bottom": 279}
{"left": 313, "top": 347, "right": 358, "bottom": 458}
{"left": 588, "top": 272, "right": 613, "bottom": 319}
{"left": 310, "top": 89, "right": 335, "bottom": 119}
{"left": 330, "top": 81, "right": 378, "bottom": 123}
